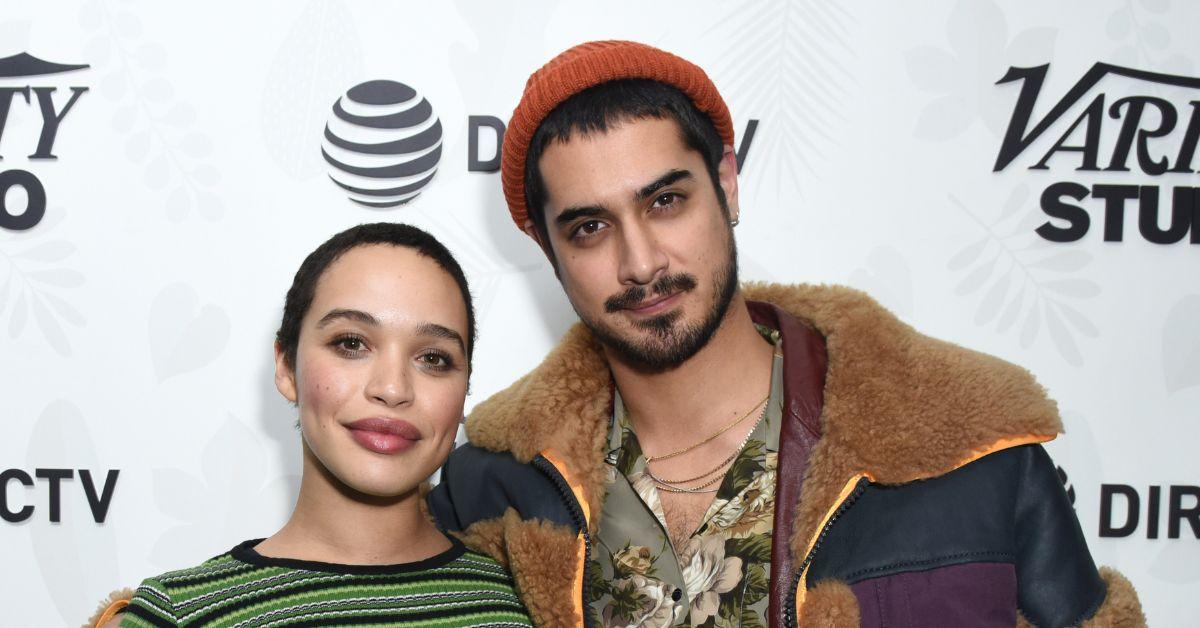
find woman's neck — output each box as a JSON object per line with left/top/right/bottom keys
{"left": 255, "top": 444, "right": 451, "bottom": 566}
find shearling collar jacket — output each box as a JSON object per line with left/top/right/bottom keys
{"left": 429, "top": 283, "right": 1144, "bottom": 627}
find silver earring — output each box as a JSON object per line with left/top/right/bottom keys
{"left": 730, "top": 216, "right": 740, "bottom": 227}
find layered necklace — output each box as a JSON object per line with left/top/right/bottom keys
{"left": 642, "top": 393, "right": 770, "bottom": 494}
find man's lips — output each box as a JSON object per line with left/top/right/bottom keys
{"left": 623, "top": 291, "right": 682, "bottom": 316}
{"left": 345, "top": 418, "right": 421, "bottom": 455}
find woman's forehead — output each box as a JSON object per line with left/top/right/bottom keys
{"left": 308, "top": 245, "right": 468, "bottom": 334}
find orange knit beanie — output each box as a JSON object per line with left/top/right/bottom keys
{"left": 500, "top": 40, "right": 734, "bottom": 231}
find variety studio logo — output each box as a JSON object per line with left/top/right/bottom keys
{"left": 993, "top": 63, "right": 1200, "bottom": 245}
{"left": 322, "top": 80, "right": 443, "bottom": 208}
{"left": 0, "top": 53, "right": 88, "bottom": 231}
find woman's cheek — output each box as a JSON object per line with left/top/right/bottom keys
{"left": 297, "top": 355, "right": 358, "bottom": 420}
{"left": 427, "top": 380, "right": 467, "bottom": 443}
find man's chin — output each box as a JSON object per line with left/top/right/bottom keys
{"left": 589, "top": 319, "right": 709, "bottom": 371}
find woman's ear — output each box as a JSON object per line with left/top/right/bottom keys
{"left": 274, "top": 341, "right": 298, "bottom": 404}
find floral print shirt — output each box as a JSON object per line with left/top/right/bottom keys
{"left": 589, "top": 329, "right": 783, "bottom": 628}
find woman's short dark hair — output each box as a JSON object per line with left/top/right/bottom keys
{"left": 275, "top": 222, "right": 476, "bottom": 374}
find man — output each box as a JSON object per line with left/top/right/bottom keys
{"left": 429, "top": 41, "right": 1144, "bottom": 627}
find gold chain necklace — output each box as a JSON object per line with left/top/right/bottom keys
{"left": 645, "top": 397, "right": 770, "bottom": 494}
{"left": 642, "top": 393, "right": 770, "bottom": 463}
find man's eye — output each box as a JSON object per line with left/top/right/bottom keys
{"left": 652, "top": 192, "right": 680, "bottom": 207}
{"left": 572, "top": 220, "right": 606, "bottom": 239}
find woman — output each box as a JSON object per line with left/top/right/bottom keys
{"left": 92, "top": 223, "right": 532, "bottom": 627}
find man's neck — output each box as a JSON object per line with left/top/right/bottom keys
{"left": 608, "top": 293, "right": 775, "bottom": 450}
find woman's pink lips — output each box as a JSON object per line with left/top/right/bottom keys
{"left": 345, "top": 418, "right": 421, "bottom": 455}
{"left": 625, "top": 291, "right": 682, "bottom": 316}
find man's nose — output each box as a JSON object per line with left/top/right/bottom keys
{"left": 617, "top": 222, "right": 669, "bottom": 286}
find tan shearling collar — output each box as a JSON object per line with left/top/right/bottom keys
{"left": 464, "top": 283, "right": 1062, "bottom": 530}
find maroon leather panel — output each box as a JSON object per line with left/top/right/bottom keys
{"left": 747, "top": 301, "right": 826, "bottom": 628}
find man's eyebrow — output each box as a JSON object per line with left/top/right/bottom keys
{"left": 635, "top": 169, "right": 693, "bottom": 201}
{"left": 552, "top": 169, "right": 693, "bottom": 228}
{"left": 554, "top": 205, "right": 606, "bottom": 228}
{"left": 416, "top": 322, "right": 466, "bottom": 352}
{"left": 316, "top": 309, "right": 378, "bottom": 328}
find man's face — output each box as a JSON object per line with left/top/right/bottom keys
{"left": 534, "top": 116, "right": 740, "bottom": 370}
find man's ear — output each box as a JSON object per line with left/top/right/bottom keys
{"left": 523, "top": 219, "right": 556, "bottom": 262}
{"left": 274, "top": 341, "right": 298, "bottom": 405}
{"left": 717, "top": 144, "right": 741, "bottom": 221}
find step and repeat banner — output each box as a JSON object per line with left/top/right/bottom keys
{"left": 2, "top": 1, "right": 1196, "bottom": 625}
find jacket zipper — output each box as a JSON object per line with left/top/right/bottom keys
{"left": 532, "top": 454, "right": 594, "bottom": 628}
{"left": 783, "top": 477, "right": 868, "bottom": 628}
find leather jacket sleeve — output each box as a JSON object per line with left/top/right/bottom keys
{"left": 427, "top": 444, "right": 575, "bottom": 533}
{"left": 1014, "top": 445, "right": 1107, "bottom": 626}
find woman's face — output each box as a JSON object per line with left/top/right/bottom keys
{"left": 274, "top": 244, "right": 469, "bottom": 498}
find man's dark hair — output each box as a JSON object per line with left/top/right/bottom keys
{"left": 523, "top": 79, "right": 728, "bottom": 249}
{"left": 276, "top": 222, "right": 476, "bottom": 374}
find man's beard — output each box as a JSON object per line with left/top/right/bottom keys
{"left": 576, "top": 235, "right": 738, "bottom": 372}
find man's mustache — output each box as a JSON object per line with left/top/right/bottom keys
{"left": 604, "top": 274, "right": 698, "bottom": 313}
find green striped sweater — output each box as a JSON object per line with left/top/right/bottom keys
{"left": 121, "top": 538, "right": 533, "bottom": 627}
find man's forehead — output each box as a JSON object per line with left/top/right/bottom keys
{"left": 539, "top": 117, "right": 698, "bottom": 202}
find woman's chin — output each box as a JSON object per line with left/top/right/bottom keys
{"left": 337, "top": 471, "right": 425, "bottom": 500}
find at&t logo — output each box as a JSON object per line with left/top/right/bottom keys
{"left": 322, "top": 80, "right": 442, "bottom": 208}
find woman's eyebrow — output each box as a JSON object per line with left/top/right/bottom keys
{"left": 316, "top": 308, "right": 378, "bottom": 328}
{"left": 416, "top": 322, "right": 466, "bottom": 353}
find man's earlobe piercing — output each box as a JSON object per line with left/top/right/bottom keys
{"left": 730, "top": 217, "right": 740, "bottom": 227}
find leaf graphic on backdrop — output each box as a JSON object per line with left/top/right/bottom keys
{"left": 954, "top": 253, "right": 997, "bottom": 296}
{"left": 148, "top": 283, "right": 230, "bottom": 381}
{"left": 1163, "top": 294, "right": 1200, "bottom": 394}
{"left": 1005, "top": 27, "right": 1058, "bottom": 68}
{"left": 948, "top": 237, "right": 988, "bottom": 271}
{"left": 703, "top": 0, "right": 853, "bottom": 200}
{"left": 13, "top": 241, "right": 75, "bottom": 262}
{"left": 847, "top": 246, "right": 914, "bottom": 317}
{"left": 995, "top": 184, "right": 1031, "bottom": 225}
{"left": 150, "top": 417, "right": 295, "bottom": 568}
{"left": 975, "top": 269, "right": 1011, "bottom": 325}
{"left": 996, "top": 285, "right": 1025, "bottom": 334}
{"left": 261, "top": 0, "right": 364, "bottom": 181}
{"left": 27, "top": 400, "right": 119, "bottom": 625}
{"left": 915, "top": 94, "right": 972, "bottom": 141}
{"left": 1106, "top": 0, "right": 1181, "bottom": 81}
{"left": 9, "top": 289, "right": 28, "bottom": 336}
{"left": 1044, "top": 301, "right": 1082, "bottom": 366}
{"left": 948, "top": 190, "right": 1099, "bottom": 365}
{"left": 907, "top": 0, "right": 1057, "bottom": 140}
{"left": 0, "top": 213, "right": 86, "bottom": 354}
{"left": 82, "top": 3, "right": 224, "bottom": 222}
{"left": 1027, "top": 250, "right": 1091, "bottom": 272}
{"left": 1043, "top": 278, "right": 1101, "bottom": 299}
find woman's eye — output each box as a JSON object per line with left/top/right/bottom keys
{"left": 420, "top": 352, "right": 453, "bottom": 370}
{"left": 331, "top": 335, "right": 367, "bottom": 356}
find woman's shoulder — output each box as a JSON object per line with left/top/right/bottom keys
{"left": 136, "top": 541, "right": 254, "bottom": 590}
{"left": 121, "top": 541, "right": 258, "bottom": 626}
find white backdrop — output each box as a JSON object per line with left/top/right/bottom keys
{"left": 1, "top": 1, "right": 1196, "bottom": 625}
